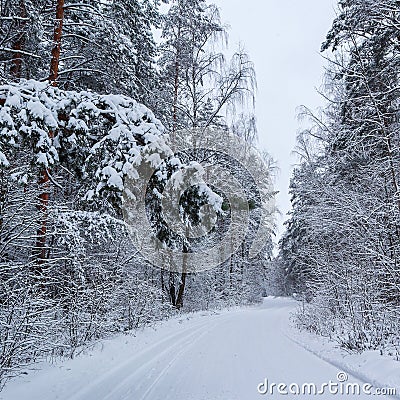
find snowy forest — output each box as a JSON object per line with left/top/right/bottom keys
{"left": 1, "top": 0, "right": 400, "bottom": 396}
{"left": 0, "top": 0, "right": 274, "bottom": 388}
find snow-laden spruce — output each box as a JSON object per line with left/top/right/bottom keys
{"left": 0, "top": 79, "right": 172, "bottom": 200}
{"left": 0, "top": 79, "right": 225, "bottom": 213}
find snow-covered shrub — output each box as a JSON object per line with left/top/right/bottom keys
{"left": 49, "top": 209, "right": 173, "bottom": 356}
{"left": 0, "top": 266, "right": 61, "bottom": 388}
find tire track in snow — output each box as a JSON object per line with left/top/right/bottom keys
{"left": 102, "top": 326, "right": 212, "bottom": 400}
{"left": 65, "top": 315, "right": 223, "bottom": 400}
{"left": 135, "top": 322, "right": 219, "bottom": 400}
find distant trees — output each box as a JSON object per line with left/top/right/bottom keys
{"left": 279, "top": 0, "right": 400, "bottom": 355}
{"left": 151, "top": 0, "right": 262, "bottom": 309}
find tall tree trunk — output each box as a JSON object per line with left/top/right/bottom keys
{"left": 171, "top": 6, "right": 183, "bottom": 307}
{"left": 10, "top": 0, "right": 27, "bottom": 79}
{"left": 175, "top": 253, "right": 187, "bottom": 310}
{"left": 34, "top": 0, "right": 65, "bottom": 270}
{"left": 169, "top": 271, "right": 176, "bottom": 306}
{"left": 49, "top": 0, "right": 65, "bottom": 85}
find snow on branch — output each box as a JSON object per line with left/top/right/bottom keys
{"left": 0, "top": 48, "right": 42, "bottom": 59}
{"left": 0, "top": 79, "right": 172, "bottom": 200}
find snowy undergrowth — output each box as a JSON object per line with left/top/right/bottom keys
{"left": 287, "top": 302, "right": 400, "bottom": 397}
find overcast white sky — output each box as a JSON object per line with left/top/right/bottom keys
{"left": 212, "top": 0, "right": 336, "bottom": 242}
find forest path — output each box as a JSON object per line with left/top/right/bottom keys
{"left": 2, "top": 298, "right": 395, "bottom": 400}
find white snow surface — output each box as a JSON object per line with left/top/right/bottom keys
{"left": 2, "top": 297, "right": 399, "bottom": 400}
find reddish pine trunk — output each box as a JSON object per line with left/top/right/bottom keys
{"left": 49, "top": 0, "right": 65, "bottom": 85}
{"left": 34, "top": 0, "right": 64, "bottom": 268}
{"left": 10, "top": 0, "right": 27, "bottom": 79}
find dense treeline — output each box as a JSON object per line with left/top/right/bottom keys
{"left": 0, "top": 0, "right": 274, "bottom": 387}
{"left": 278, "top": 0, "right": 400, "bottom": 357}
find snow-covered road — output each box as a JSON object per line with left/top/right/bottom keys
{"left": 2, "top": 298, "right": 397, "bottom": 400}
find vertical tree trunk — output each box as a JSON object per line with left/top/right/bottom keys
{"left": 176, "top": 225, "right": 189, "bottom": 310}
{"left": 10, "top": 0, "right": 27, "bottom": 79}
{"left": 34, "top": 0, "right": 65, "bottom": 269}
{"left": 49, "top": 0, "right": 65, "bottom": 85}
{"left": 172, "top": 40, "right": 183, "bottom": 307}
{"left": 161, "top": 268, "right": 165, "bottom": 297}
{"left": 169, "top": 271, "right": 176, "bottom": 306}
{"left": 175, "top": 253, "right": 187, "bottom": 310}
